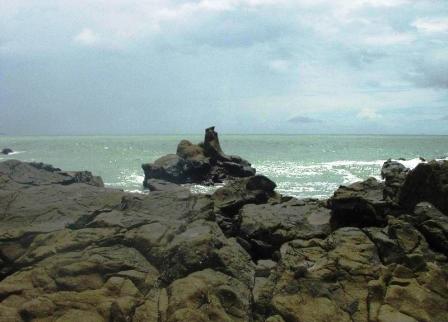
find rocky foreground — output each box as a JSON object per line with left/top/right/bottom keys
{"left": 0, "top": 156, "right": 447, "bottom": 321}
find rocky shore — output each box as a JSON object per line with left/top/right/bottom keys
{"left": 0, "top": 133, "right": 447, "bottom": 321}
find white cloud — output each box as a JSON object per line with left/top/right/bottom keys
{"left": 413, "top": 17, "right": 448, "bottom": 33}
{"left": 363, "top": 33, "right": 415, "bottom": 46}
{"left": 357, "top": 107, "right": 381, "bottom": 120}
{"left": 268, "top": 59, "right": 291, "bottom": 73}
{"left": 73, "top": 28, "right": 99, "bottom": 46}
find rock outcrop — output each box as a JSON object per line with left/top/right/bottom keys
{"left": 0, "top": 158, "right": 447, "bottom": 322}
{"left": 399, "top": 160, "right": 448, "bottom": 213}
{"left": 142, "top": 127, "right": 255, "bottom": 187}
{"left": 1, "top": 148, "right": 13, "bottom": 155}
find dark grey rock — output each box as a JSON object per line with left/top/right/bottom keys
{"left": 1, "top": 148, "right": 13, "bottom": 155}
{"left": 142, "top": 127, "right": 255, "bottom": 186}
{"left": 399, "top": 160, "right": 448, "bottom": 215}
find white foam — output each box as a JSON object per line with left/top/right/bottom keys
{"left": 5, "top": 151, "right": 25, "bottom": 155}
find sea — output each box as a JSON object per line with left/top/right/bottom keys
{"left": 1, "top": 135, "right": 447, "bottom": 199}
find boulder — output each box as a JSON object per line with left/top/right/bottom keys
{"left": 212, "top": 175, "right": 277, "bottom": 213}
{"left": 2, "top": 157, "right": 448, "bottom": 322}
{"left": 413, "top": 202, "right": 448, "bottom": 255}
{"left": 381, "top": 160, "right": 409, "bottom": 201}
{"left": 328, "top": 177, "right": 395, "bottom": 229}
{"left": 145, "top": 178, "right": 188, "bottom": 192}
{"left": 1, "top": 148, "right": 13, "bottom": 155}
{"left": 399, "top": 160, "right": 448, "bottom": 214}
{"left": 239, "top": 198, "right": 331, "bottom": 259}
{"left": 142, "top": 127, "right": 255, "bottom": 186}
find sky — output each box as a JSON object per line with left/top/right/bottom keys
{"left": 1, "top": 0, "right": 448, "bottom": 135}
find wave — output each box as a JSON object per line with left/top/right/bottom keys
{"left": 3, "top": 151, "right": 26, "bottom": 156}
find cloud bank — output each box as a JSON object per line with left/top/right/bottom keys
{"left": 1, "top": 0, "right": 448, "bottom": 134}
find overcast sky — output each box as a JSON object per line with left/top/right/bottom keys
{"left": 1, "top": 0, "right": 447, "bottom": 135}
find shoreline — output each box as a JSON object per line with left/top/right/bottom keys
{"left": 0, "top": 155, "right": 447, "bottom": 321}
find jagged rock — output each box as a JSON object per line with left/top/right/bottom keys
{"left": 368, "top": 263, "right": 448, "bottom": 322}
{"left": 328, "top": 177, "right": 395, "bottom": 229}
{"left": 381, "top": 160, "right": 409, "bottom": 201}
{"left": 166, "top": 269, "right": 252, "bottom": 322}
{"left": 0, "top": 159, "right": 104, "bottom": 187}
{"left": 364, "top": 216, "right": 438, "bottom": 270}
{"left": 1, "top": 148, "right": 13, "bottom": 155}
{"left": 142, "top": 127, "right": 255, "bottom": 186}
{"left": 271, "top": 228, "right": 384, "bottom": 322}
{"left": 212, "top": 175, "right": 277, "bottom": 213}
{"left": 239, "top": 198, "right": 331, "bottom": 259}
{"left": 413, "top": 202, "right": 448, "bottom": 255}
{"left": 2, "top": 157, "right": 448, "bottom": 322}
{"left": 399, "top": 160, "right": 448, "bottom": 215}
{"left": 145, "top": 178, "right": 188, "bottom": 192}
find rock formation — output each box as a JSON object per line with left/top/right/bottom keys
{"left": 1, "top": 148, "right": 13, "bottom": 155}
{"left": 142, "top": 127, "right": 255, "bottom": 187}
{"left": 0, "top": 157, "right": 447, "bottom": 322}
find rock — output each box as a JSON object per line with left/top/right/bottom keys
{"left": 271, "top": 228, "right": 384, "bottom": 322}
{"left": 413, "top": 202, "right": 448, "bottom": 255}
{"left": 142, "top": 127, "right": 255, "bottom": 186}
{"left": 399, "top": 160, "right": 448, "bottom": 214}
{"left": 145, "top": 178, "right": 188, "bottom": 192}
{"left": 381, "top": 160, "right": 409, "bottom": 201}
{"left": 166, "top": 269, "right": 252, "bottom": 322}
{"left": 364, "top": 216, "right": 438, "bottom": 270}
{"left": 212, "top": 175, "right": 277, "bottom": 213}
{"left": 142, "top": 154, "right": 186, "bottom": 185}
{"left": 1, "top": 148, "right": 13, "bottom": 155}
{"left": 368, "top": 263, "right": 448, "bottom": 322}
{"left": 328, "top": 177, "right": 395, "bottom": 229}
{"left": 239, "top": 198, "right": 331, "bottom": 259}
{"left": 2, "top": 157, "right": 448, "bottom": 322}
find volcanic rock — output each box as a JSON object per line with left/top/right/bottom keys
{"left": 142, "top": 127, "right": 255, "bottom": 186}
{"left": 1, "top": 148, "right": 13, "bottom": 155}
{"left": 399, "top": 160, "right": 448, "bottom": 214}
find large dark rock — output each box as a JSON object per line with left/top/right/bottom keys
{"left": 413, "top": 202, "right": 448, "bottom": 256}
{"left": 212, "top": 175, "right": 277, "bottom": 213}
{"left": 142, "top": 127, "right": 255, "bottom": 186}
{"left": 239, "top": 198, "right": 331, "bottom": 259}
{"left": 1, "top": 159, "right": 448, "bottom": 322}
{"left": 1, "top": 148, "right": 13, "bottom": 155}
{"left": 399, "top": 160, "right": 448, "bottom": 214}
{"left": 381, "top": 160, "right": 409, "bottom": 201}
{"left": 145, "top": 178, "right": 188, "bottom": 192}
{"left": 328, "top": 177, "right": 395, "bottom": 229}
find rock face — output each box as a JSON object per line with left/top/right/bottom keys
{"left": 381, "top": 160, "right": 409, "bottom": 201}
{"left": 1, "top": 148, "right": 13, "bottom": 155}
{"left": 0, "top": 158, "right": 447, "bottom": 322}
{"left": 142, "top": 127, "right": 255, "bottom": 187}
{"left": 399, "top": 160, "right": 448, "bottom": 214}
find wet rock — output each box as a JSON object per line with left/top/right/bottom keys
{"left": 328, "top": 177, "right": 394, "bottom": 229}
{"left": 239, "top": 198, "right": 331, "bottom": 259}
{"left": 368, "top": 263, "right": 448, "bottom": 322}
{"left": 1, "top": 148, "right": 13, "bottom": 155}
{"left": 381, "top": 160, "right": 409, "bottom": 201}
{"left": 271, "top": 228, "right": 383, "bottom": 322}
{"left": 399, "top": 160, "right": 448, "bottom": 214}
{"left": 1, "top": 158, "right": 448, "bottom": 322}
{"left": 212, "top": 175, "right": 277, "bottom": 213}
{"left": 166, "top": 269, "right": 252, "bottom": 322}
{"left": 413, "top": 202, "right": 448, "bottom": 255}
{"left": 142, "top": 127, "right": 255, "bottom": 186}
{"left": 145, "top": 178, "right": 188, "bottom": 192}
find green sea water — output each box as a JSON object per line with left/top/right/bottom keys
{"left": 1, "top": 135, "right": 447, "bottom": 198}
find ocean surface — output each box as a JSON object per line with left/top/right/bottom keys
{"left": 1, "top": 135, "right": 447, "bottom": 199}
